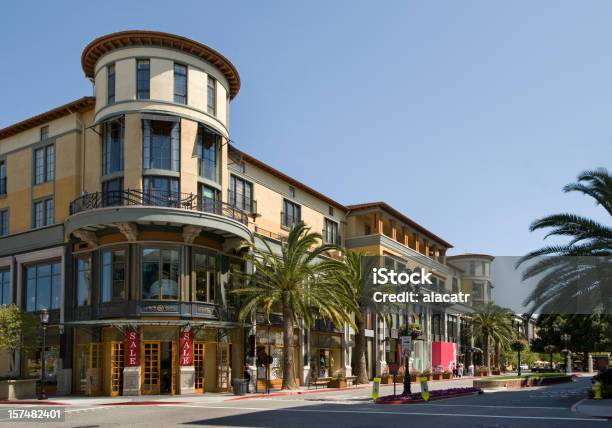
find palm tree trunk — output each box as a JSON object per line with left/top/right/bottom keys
{"left": 484, "top": 333, "right": 491, "bottom": 371}
{"left": 281, "top": 299, "right": 298, "bottom": 390}
{"left": 352, "top": 311, "right": 369, "bottom": 384}
{"left": 494, "top": 341, "right": 501, "bottom": 371}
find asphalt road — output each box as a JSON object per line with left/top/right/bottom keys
{"left": 1, "top": 377, "right": 608, "bottom": 428}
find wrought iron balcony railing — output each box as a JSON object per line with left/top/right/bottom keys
{"left": 69, "top": 189, "right": 249, "bottom": 225}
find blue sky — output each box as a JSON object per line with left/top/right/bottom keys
{"left": 1, "top": 1, "right": 610, "bottom": 256}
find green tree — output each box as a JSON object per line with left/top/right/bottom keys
{"left": 234, "top": 223, "right": 356, "bottom": 390}
{"left": 0, "top": 304, "right": 39, "bottom": 373}
{"left": 518, "top": 168, "right": 612, "bottom": 314}
{"left": 469, "top": 304, "right": 514, "bottom": 371}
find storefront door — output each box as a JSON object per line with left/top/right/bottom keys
{"left": 142, "top": 341, "right": 160, "bottom": 394}
{"left": 75, "top": 343, "right": 101, "bottom": 395}
{"left": 110, "top": 342, "right": 124, "bottom": 396}
{"left": 194, "top": 342, "right": 205, "bottom": 393}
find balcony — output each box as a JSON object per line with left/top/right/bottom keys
{"left": 66, "top": 189, "right": 251, "bottom": 242}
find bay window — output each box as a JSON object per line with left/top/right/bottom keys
{"left": 193, "top": 251, "right": 217, "bottom": 303}
{"left": 142, "top": 248, "right": 180, "bottom": 300}
{"left": 76, "top": 255, "right": 91, "bottom": 306}
{"left": 101, "top": 249, "right": 126, "bottom": 303}
{"left": 144, "top": 176, "right": 179, "bottom": 207}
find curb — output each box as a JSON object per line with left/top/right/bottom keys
{"left": 226, "top": 384, "right": 371, "bottom": 400}
{"left": 570, "top": 398, "right": 612, "bottom": 420}
{"left": 0, "top": 400, "right": 69, "bottom": 405}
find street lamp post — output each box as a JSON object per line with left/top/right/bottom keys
{"left": 561, "top": 333, "right": 571, "bottom": 375}
{"left": 38, "top": 308, "right": 49, "bottom": 400}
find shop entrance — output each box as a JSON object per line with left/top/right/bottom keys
{"left": 142, "top": 341, "right": 177, "bottom": 394}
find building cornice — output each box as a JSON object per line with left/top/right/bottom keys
{"left": 81, "top": 30, "right": 240, "bottom": 100}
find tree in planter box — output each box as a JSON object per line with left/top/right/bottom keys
{"left": 0, "top": 305, "right": 40, "bottom": 376}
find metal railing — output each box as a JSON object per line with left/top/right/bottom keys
{"left": 69, "top": 189, "right": 249, "bottom": 225}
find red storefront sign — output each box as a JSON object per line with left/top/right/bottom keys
{"left": 125, "top": 329, "right": 140, "bottom": 367}
{"left": 180, "top": 330, "right": 193, "bottom": 366}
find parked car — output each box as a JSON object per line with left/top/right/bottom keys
{"left": 519, "top": 364, "right": 529, "bottom": 371}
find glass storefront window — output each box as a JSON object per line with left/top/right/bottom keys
{"left": 194, "top": 251, "right": 217, "bottom": 303}
{"left": 101, "top": 249, "right": 126, "bottom": 303}
{"left": 26, "top": 261, "right": 61, "bottom": 311}
{"left": 76, "top": 255, "right": 91, "bottom": 306}
{"left": 142, "top": 248, "right": 180, "bottom": 300}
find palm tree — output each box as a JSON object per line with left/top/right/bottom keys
{"left": 517, "top": 168, "right": 612, "bottom": 314}
{"left": 325, "top": 251, "right": 398, "bottom": 385}
{"left": 233, "top": 223, "right": 356, "bottom": 390}
{"left": 469, "top": 304, "right": 514, "bottom": 371}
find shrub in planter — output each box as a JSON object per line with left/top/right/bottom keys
{"left": 492, "top": 369, "right": 501, "bottom": 375}
{"left": 410, "top": 370, "right": 418, "bottom": 382}
{"left": 421, "top": 369, "right": 433, "bottom": 381}
{"left": 328, "top": 377, "right": 347, "bottom": 388}
{"left": 443, "top": 371, "right": 453, "bottom": 379}
{"left": 479, "top": 370, "right": 490, "bottom": 377}
{"left": 380, "top": 374, "right": 391, "bottom": 384}
{"left": 433, "top": 373, "right": 443, "bottom": 380}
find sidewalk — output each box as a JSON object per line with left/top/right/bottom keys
{"left": 0, "top": 376, "right": 481, "bottom": 406}
{"left": 573, "top": 398, "right": 612, "bottom": 419}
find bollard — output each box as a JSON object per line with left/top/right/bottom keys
{"left": 593, "top": 381, "right": 602, "bottom": 400}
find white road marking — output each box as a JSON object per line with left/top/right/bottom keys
{"left": 156, "top": 404, "right": 607, "bottom": 422}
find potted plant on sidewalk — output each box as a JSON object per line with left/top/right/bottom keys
{"left": 443, "top": 370, "right": 453, "bottom": 379}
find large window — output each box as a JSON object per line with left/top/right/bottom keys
{"left": 207, "top": 76, "right": 216, "bottom": 115}
{"left": 143, "top": 120, "right": 180, "bottom": 171}
{"left": 76, "top": 256, "right": 91, "bottom": 306}
{"left": 229, "top": 175, "right": 253, "bottom": 212}
{"left": 193, "top": 251, "right": 217, "bottom": 303}
{"left": 101, "top": 249, "right": 126, "bottom": 303}
{"left": 199, "top": 184, "right": 220, "bottom": 212}
{"left": 323, "top": 219, "right": 339, "bottom": 245}
{"left": 34, "top": 145, "right": 54, "bottom": 184}
{"left": 174, "top": 63, "right": 187, "bottom": 104}
{"left": 107, "top": 63, "right": 116, "bottom": 104}
{"left": 0, "top": 209, "right": 7, "bottom": 236}
{"left": 102, "top": 118, "right": 124, "bottom": 175}
{"left": 33, "top": 198, "right": 54, "bottom": 228}
{"left": 26, "top": 262, "right": 61, "bottom": 311}
{"left": 282, "top": 199, "right": 301, "bottom": 228}
{"left": 0, "top": 269, "right": 11, "bottom": 305}
{"left": 136, "top": 59, "right": 150, "bottom": 100}
{"left": 144, "top": 176, "right": 179, "bottom": 207}
{"left": 0, "top": 159, "right": 6, "bottom": 195}
{"left": 142, "top": 248, "right": 180, "bottom": 300}
{"left": 102, "top": 178, "right": 123, "bottom": 206}
{"left": 196, "top": 126, "right": 220, "bottom": 181}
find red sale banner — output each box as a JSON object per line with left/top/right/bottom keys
{"left": 180, "top": 330, "right": 193, "bottom": 366}
{"left": 125, "top": 328, "right": 140, "bottom": 367}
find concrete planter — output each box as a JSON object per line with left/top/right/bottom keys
{"left": 0, "top": 379, "right": 37, "bottom": 400}
{"left": 328, "top": 378, "right": 347, "bottom": 388}
{"left": 474, "top": 375, "right": 572, "bottom": 389}
{"left": 433, "top": 373, "right": 443, "bottom": 381}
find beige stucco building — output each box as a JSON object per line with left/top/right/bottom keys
{"left": 0, "top": 30, "right": 493, "bottom": 396}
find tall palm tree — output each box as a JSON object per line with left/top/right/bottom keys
{"left": 326, "top": 251, "right": 398, "bottom": 385}
{"left": 233, "top": 223, "right": 356, "bottom": 390}
{"left": 469, "top": 303, "right": 514, "bottom": 371}
{"left": 517, "top": 168, "right": 612, "bottom": 314}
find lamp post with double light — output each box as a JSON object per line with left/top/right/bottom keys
{"left": 561, "top": 333, "right": 571, "bottom": 375}
{"left": 38, "top": 308, "right": 49, "bottom": 400}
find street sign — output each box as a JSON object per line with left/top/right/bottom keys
{"left": 400, "top": 336, "right": 413, "bottom": 353}
{"left": 420, "top": 376, "right": 430, "bottom": 401}
{"left": 372, "top": 377, "right": 381, "bottom": 401}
